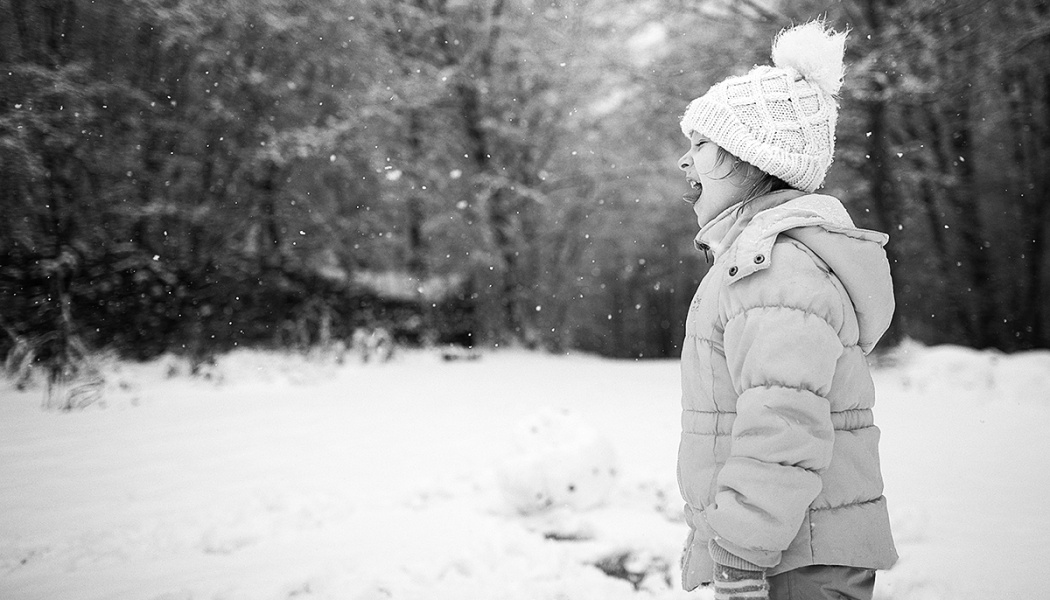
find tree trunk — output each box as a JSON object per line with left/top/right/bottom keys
{"left": 258, "top": 161, "right": 284, "bottom": 271}
{"left": 857, "top": 0, "right": 905, "bottom": 348}
{"left": 862, "top": 96, "right": 906, "bottom": 346}
{"left": 405, "top": 110, "right": 427, "bottom": 280}
{"left": 939, "top": 89, "right": 993, "bottom": 347}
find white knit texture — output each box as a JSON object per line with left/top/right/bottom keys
{"left": 680, "top": 22, "right": 845, "bottom": 192}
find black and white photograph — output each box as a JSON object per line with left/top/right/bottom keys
{"left": 1, "top": 1, "right": 1048, "bottom": 599}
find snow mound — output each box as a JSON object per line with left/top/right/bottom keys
{"left": 2, "top": 343, "right": 1048, "bottom": 599}
{"left": 882, "top": 340, "right": 1050, "bottom": 404}
{"left": 496, "top": 408, "right": 619, "bottom": 514}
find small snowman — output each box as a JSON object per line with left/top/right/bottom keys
{"left": 496, "top": 407, "right": 619, "bottom": 515}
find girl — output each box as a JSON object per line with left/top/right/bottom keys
{"left": 674, "top": 21, "right": 898, "bottom": 600}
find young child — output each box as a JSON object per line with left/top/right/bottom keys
{"left": 674, "top": 21, "right": 898, "bottom": 600}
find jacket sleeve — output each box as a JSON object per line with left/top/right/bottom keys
{"left": 704, "top": 241, "right": 844, "bottom": 571}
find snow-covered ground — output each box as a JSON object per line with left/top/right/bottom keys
{"left": 1, "top": 342, "right": 1049, "bottom": 600}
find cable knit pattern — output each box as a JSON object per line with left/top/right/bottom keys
{"left": 679, "top": 22, "right": 845, "bottom": 192}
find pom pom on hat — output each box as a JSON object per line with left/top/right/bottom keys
{"left": 679, "top": 20, "right": 849, "bottom": 192}
{"left": 771, "top": 20, "right": 847, "bottom": 96}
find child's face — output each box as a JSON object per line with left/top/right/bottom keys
{"left": 678, "top": 132, "right": 754, "bottom": 227}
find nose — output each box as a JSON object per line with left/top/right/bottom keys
{"left": 678, "top": 152, "right": 691, "bottom": 171}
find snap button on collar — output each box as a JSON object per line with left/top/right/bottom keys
{"left": 728, "top": 266, "right": 738, "bottom": 276}
{"left": 754, "top": 254, "right": 765, "bottom": 264}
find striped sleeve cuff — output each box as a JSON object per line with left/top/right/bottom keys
{"left": 713, "top": 563, "right": 768, "bottom": 600}
{"left": 709, "top": 539, "right": 767, "bottom": 572}
{"left": 713, "top": 577, "right": 769, "bottom": 600}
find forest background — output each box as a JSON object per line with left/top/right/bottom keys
{"left": 2, "top": 0, "right": 1049, "bottom": 383}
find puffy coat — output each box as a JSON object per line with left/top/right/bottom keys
{"left": 678, "top": 190, "right": 899, "bottom": 590}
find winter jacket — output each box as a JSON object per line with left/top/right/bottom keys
{"left": 678, "top": 190, "right": 898, "bottom": 591}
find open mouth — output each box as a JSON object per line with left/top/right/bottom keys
{"left": 682, "top": 179, "right": 702, "bottom": 204}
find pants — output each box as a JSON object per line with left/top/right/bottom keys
{"left": 767, "top": 565, "right": 876, "bottom": 600}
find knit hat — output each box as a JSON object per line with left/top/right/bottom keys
{"left": 679, "top": 21, "right": 847, "bottom": 192}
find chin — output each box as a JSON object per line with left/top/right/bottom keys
{"left": 693, "top": 206, "right": 711, "bottom": 227}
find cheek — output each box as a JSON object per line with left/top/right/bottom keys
{"left": 693, "top": 150, "right": 724, "bottom": 177}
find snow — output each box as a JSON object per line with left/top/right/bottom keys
{"left": 495, "top": 407, "right": 619, "bottom": 515}
{"left": 2, "top": 342, "right": 1049, "bottom": 600}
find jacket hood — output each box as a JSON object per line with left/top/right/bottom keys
{"left": 696, "top": 192, "right": 895, "bottom": 354}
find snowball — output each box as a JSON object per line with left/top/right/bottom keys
{"left": 496, "top": 408, "right": 619, "bottom": 514}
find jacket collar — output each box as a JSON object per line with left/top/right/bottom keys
{"left": 694, "top": 190, "right": 806, "bottom": 259}
{"left": 695, "top": 191, "right": 895, "bottom": 355}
